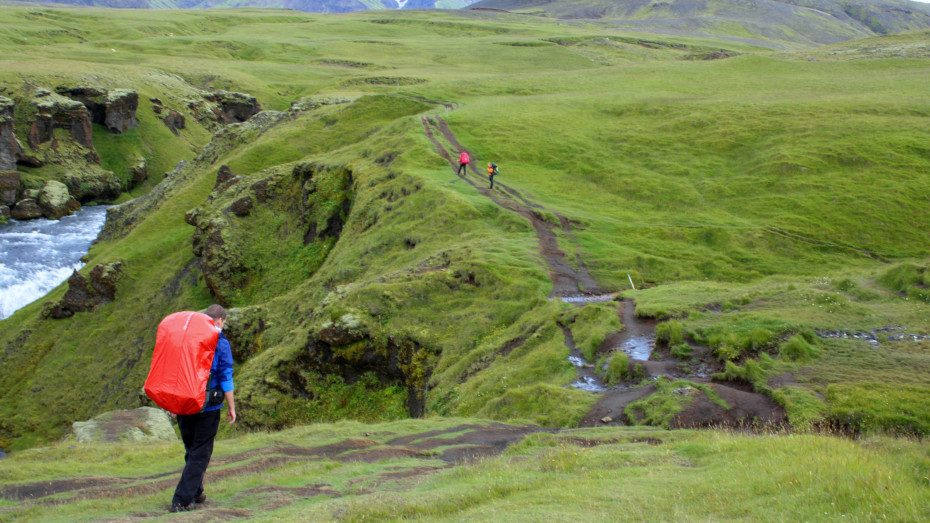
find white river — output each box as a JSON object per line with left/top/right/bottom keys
{"left": 0, "top": 206, "right": 108, "bottom": 320}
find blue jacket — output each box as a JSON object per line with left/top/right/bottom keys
{"left": 203, "top": 332, "right": 234, "bottom": 412}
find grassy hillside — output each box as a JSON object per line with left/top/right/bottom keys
{"left": 0, "top": 4, "right": 928, "bottom": 461}
{"left": 1, "top": 419, "right": 929, "bottom": 520}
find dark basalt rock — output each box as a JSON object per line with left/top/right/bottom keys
{"left": 0, "top": 97, "right": 25, "bottom": 171}
{"left": 204, "top": 91, "right": 262, "bottom": 124}
{"left": 216, "top": 164, "right": 236, "bottom": 188}
{"left": 151, "top": 97, "right": 185, "bottom": 135}
{"left": 10, "top": 198, "right": 42, "bottom": 220}
{"left": 28, "top": 91, "right": 99, "bottom": 162}
{"left": 44, "top": 261, "right": 123, "bottom": 319}
{"left": 56, "top": 87, "right": 139, "bottom": 134}
{"left": 0, "top": 171, "right": 19, "bottom": 207}
{"left": 229, "top": 196, "right": 253, "bottom": 217}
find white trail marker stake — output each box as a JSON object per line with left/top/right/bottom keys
{"left": 628, "top": 274, "right": 635, "bottom": 290}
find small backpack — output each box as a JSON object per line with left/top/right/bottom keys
{"left": 144, "top": 311, "right": 220, "bottom": 415}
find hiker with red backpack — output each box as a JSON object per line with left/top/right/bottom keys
{"left": 145, "top": 304, "right": 236, "bottom": 513}
{"left": 457, "top": 151, "right": 470, "bottom": 176}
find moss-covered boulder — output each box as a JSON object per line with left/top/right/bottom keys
{"left": 129, "top": 158, "right": 148, "bottom": 186}
{"left": 38, "top": 180, "right": 80, "bottom": 219}
{"left": 10, "top": 198, "right": 42, "bottom": 220}
{"left": 71, "top": 407, "right": 177, "bottom": 443}
{"left": 65, "top": 168, "right": 122, "bottom": 202}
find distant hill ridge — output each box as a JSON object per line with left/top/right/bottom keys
{"left": 470, "top": 0, "right": 930, "bottom": 47}
{"left": 5, "top": 0, "right": 478, "bottom": 13}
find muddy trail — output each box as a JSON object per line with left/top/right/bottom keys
{"left": 422, "top": 115, "right": 786, "bottom": 431}
{"left": 421, "top": 116, "right": 602, "bottom": 298}
{"left": 0, "top": 424, "right": 548, "bottom": 518}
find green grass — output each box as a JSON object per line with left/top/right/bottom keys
{"left": 0, "top": 6, "right": 929, "bottom": 454}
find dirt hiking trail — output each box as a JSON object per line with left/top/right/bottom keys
{"left": 422, "top": 115, "right": 786, "bottom": 431}
{"left": 422, "top": 115, "right": 603, "bottom": 298}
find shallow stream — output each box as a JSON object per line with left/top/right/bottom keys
{"left": 558, "top": 295, "right": 659, "bottom": 392}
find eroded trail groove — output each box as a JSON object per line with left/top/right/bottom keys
{"left": 0, "top": 424, "right": 547, "bottom": 516}
{"left": 421, "top": 115, "right": 602, "bottom": 297}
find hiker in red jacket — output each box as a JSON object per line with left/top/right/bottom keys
{"left": 457, "top": 151, "right": 470, "bottom": 176}
{"left": 170, "top": 304, "right": 236, "bottom": 513}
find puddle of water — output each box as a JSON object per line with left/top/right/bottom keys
{"left": 568, "top": 355, "right": 589, "bottom": 368}
{"left": 571, "top": 376, "right": 606, "bottom": 392}
{"left": 610, "top": 298, "right": 658, "bottom": 361}
{"left": 620, "top": 335, "right": 654, "bottom": 361}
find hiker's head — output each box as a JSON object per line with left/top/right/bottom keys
{"left": 204, "top": 304, "right": 227, "bottom": 329}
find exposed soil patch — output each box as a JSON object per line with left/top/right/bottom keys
{"left": 578, "top": 384, "right": 658, "bottom": 427}
{"left": 669, "top": 383, "right": 787, "bottom": 430}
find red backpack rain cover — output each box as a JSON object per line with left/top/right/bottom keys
{"left": 144, "top": 311, "right": 220, "bottom": 415}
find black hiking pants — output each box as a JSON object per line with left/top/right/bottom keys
{"left": 457, "top": 162, "right": 468, "bottom": 176}
{"left": 172, "top": 409, "right": 221, "bottom": 506}
{"left": 489, "top": 174, "right": 495, "bottom": 189}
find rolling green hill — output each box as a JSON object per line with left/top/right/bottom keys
{"left": 0, "top": 2, "right": 927, "bottom": 479}
{"left": 471, "top": 0, "right": 930, "bottom": 48}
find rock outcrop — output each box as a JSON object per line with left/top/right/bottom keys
{"left": 27, "top": 90, "right": 97, "bottom": 158}
{"left": 208, "top": 90, "right": 262, "bottom": 123}
{"left": 56, "top": 87, "right": 139, "bottom": 134}
{"left": 71, "top": 407, "right": 177, "bottom": 443}
{"left": 151, "top": 97, "right": 185, "bottom": 135}
{"left": 37, "top": 180, "right": 81, "bottom": 219}
{"left": 0, "top": 97, "right": 25, "bottom": 171}
{"left": 44, "top": 261, "right": 123, "bottom": 318}
{"left": 188, "top": 90, "right": 262, "bottom": 130}
{"left": 0, "top": 171, "right": 18, "bottom": 207}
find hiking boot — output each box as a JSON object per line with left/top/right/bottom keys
{"left": 195, "top": 493, "right": 207, "bottom": 504}
{"left": 169, "top": 503, "right": 192, "bottom": 513}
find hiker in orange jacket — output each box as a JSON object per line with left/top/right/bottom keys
{"left": 457, "top": 151, "right": 470, "bottom": 176}
{"left": 487, "top": 162, "right": 499, "bottom": 189}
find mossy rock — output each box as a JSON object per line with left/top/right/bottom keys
{"left": 71, "top": 407, "right": 177, "bottom": 443}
